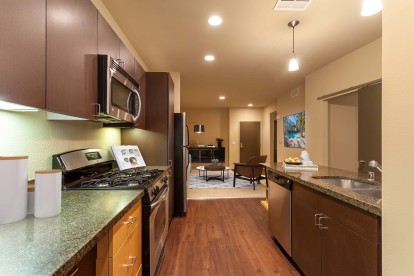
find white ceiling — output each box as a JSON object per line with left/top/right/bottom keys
{"left": 102, "top": 0, "right": 382, "bottom": 109}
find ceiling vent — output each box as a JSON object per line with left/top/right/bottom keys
{"left": 274, "top": 0, "right": 312, "bottom": 11}
{"left": 291, "top": 87, "right": 300, "bottom": 97}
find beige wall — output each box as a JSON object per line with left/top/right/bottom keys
{"left": 305, "top": 38, "right": 382, "bottom": 166}
{"left": 383, "top": 2, "right": 414, "bottom": 274}
{"left": 328, "top": 93, "right": 358, "bottom": 172}
{"left": 276, "top": 84, "right": 306, "bottom": 162}
{"left": 228, "top": 108, "right": 263, "bottom": 166}
{"left": 262, "top": 103, "right": 277, "bottom": 163}
{"left": 182, "top": 108, "right": 229, "bottom": 165}
{"left": 0, "top": 110, "right": 121, "bottom": 179}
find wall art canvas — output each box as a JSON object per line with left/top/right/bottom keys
{"left": 283, "top": 112, "right": 305, "bottom": 148}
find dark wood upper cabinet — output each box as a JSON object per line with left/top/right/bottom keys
{"left": 121, "top": 72, "right": 174, "bottom": 218}
{"left": 0, "top": 0, "right": 46, "bottom": 108}
{"left": 97, "top": 12, "right": 120, "bottom": 59}
{"left": 46, "top": 0, "right": 98, "bottom": 119}
{"left": 120, "top": 42, "right": 135, "bottom": 76}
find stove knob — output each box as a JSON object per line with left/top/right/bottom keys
{"left": 156, "top": 186, "right": 160, "bottom": 193}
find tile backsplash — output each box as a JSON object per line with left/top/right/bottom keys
{"left": 0, "top": 110, "right": 121, "bottom": 179}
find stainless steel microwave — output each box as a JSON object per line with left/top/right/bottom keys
{"left": 96, "top": 55, "right": 141, "bottom": 125}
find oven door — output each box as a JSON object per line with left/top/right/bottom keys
{"left": 149, "top": 186, "right": 169, "bottom": 276}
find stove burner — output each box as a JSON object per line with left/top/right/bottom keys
{"left": 78, "top": 169, "right": 161, "bottom": 189}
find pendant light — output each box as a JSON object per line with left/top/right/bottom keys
{"left": 288, "top": 20, "right": 299, "bottom": 72}
{"left": 361, "top": 0, "right": 383, "bottom": 16}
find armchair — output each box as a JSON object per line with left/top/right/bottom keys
{"left": 233, "top": 155, "right": 268, "bottom": 190}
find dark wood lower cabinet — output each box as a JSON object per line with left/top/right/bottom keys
{"left": 322, "top": 217, "right": 377, "bottom": 276}
{"left": 292, "top": 183, "right": 380, "bottom": 276}
{"left": 188, "top": 148, "right": 225, "bottom": 163}
{"left": 292, "top": 197, "right": 321, "bottom": 276}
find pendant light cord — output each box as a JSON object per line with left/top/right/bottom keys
{"left": 292, "top": 26, "right": 295, "bottom": 54}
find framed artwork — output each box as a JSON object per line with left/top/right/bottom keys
{"left": 283, "top": 112, "right": 305, "bottom": 148}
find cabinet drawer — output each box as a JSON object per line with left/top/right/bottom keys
{"left": 111, "top": 241, "right": 129, "bottom": 276}
{"left": 111, "top": 200, "right": 142, "bottom": 257}
{"left": 128, "top": 219, "right": 142, "bottom": 276}
{"left": 293, "top": 183, "right": 379, "bottom": 243}
{"left": 136, "top": 264, "right": 142, "bottom": 276}
{"left": 110, "top": 223, "right": 141, "bottom": 276}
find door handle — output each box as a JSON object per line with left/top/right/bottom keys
{"left": 359, "top": 160, "right": 365, "bottom": 166}
{"left": 318, "top": 216, "right": 329, "bottom": 230}
{"left": 240, "top": 143, "right": 244, "bottom": 148}
{"left": 314, "top": 213, "right": 323, "bottom": 226}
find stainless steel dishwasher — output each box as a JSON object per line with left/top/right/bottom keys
{"left": 268, "top": 170, "right": 292, "bottom": 256}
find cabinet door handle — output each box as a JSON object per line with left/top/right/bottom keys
{"left": 314, "top": 213, "right": 323, "bottom": 226}
{"left": 69, "top": 267, "right": 79, "bottom": 276}
{"left": 123, "top": 256, "right": 137, "bottom": 267}
{"left": 94, "top": 103, "right": 101, "bottom": 116}
{"left": 318, "top": 216, "right": 328, "bottom": 230}
{"left": 116, "top": 59, "right": 125, "bottom": 69}
{"left": 123, "top": 216, "right": 137, "bottom": 225}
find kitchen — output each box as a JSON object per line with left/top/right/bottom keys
{"left": 0, "top": 0, "right": 413, "bottom": 275}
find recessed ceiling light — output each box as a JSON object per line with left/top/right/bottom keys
{"left": 208, "top": 15, "right": 222, "bottom": 26}
{"left": 248, "top": 104, "right": 253, "bottom": 107}
{"left": 219, "top": 96, "right": 225, "bottom": 100}
{"left": 204, "top": 55, "right": 215, "bottom": 61}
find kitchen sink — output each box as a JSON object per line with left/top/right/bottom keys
{"left": 312, "top": 176, "right": 382, "bottom": 199}
{"left": 351, "top": 188, "right": 382, "bottom": 199}
{"left": 312, "top": 177, "right": 376, "bottom": 189}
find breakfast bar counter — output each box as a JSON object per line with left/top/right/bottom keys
{"left": 0, "top": 190, "right": 144, "bottom": 275}
{"left": 266, "top": 162, "right": 382, "bottom": 216}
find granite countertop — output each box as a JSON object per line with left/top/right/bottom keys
{"left": 266, "top": 162, "right": 382, "bottom": 217}
{"left": 0, "top": 190, "right": 144, "bottom": 275}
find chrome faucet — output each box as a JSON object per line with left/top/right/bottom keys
{"left": 368, "top": 160, "right": 382, "bottom": 173}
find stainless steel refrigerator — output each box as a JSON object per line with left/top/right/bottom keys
{"left": 173, "top": 112, "right": 190, "bottom": 216}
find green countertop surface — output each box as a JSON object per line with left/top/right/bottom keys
{"left": 266, "top": 162, "right": 382, "bottom": 216}
{"left": 0, "top": 190, "right": 144, "bottom": 275}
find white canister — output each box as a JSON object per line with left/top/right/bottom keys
{"left": 0, "top": 156, "right": 28, "bottom": 224}
{"left": 34, "top": 169, "right": 62, "bottom": 218}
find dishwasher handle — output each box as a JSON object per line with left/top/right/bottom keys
{"left": 268, "top": 171, "right": 292, "bottom": 190}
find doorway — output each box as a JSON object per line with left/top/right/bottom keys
{"left": 328, "top": 82, "right": 381, "bottom": 172}
{"left": 358, "top": 83, "right": 382, "bottom": 173}
{"left": 273, "top": 118, "right": 277, "bottom": 162}
{"left": 239, "top": 121, "right": 261, "bottom": 163}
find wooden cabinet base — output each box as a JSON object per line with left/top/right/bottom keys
{"left": 97, "top": 199, "right": 142, "bottom": 276}
{"left": 292, "top": 183, "right": 380, "bottom": 275}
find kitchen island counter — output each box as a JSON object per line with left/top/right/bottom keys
{"left": 266, "top": 162, "right": 381, "bottom": 216}
{"left": 0, "top": 189, "right": 144, "bottom": 275}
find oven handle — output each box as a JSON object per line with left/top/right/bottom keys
{"left": 150, "top": 186, "right": 169, "bottom": 211}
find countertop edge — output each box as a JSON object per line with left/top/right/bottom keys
{"left": 266, "top": 165, "right": 382, "bottom": 217}
{"left": 54, "top": 192, "right": 144, "bottom": 275}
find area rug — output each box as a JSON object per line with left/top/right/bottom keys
{"left": 188, "top": 171, "right": 262, "bottom": 189}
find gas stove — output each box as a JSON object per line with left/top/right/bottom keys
{"left": 53, "top": 148, "right": 170, "bottom": 276}
{"left": 68, "top": 168, "right": 161, "bottom": 189}
{"left": 52, "top": 148, "right": 168, "bottom": 204}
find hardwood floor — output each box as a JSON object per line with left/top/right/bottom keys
{"left": 159, "top": 199, "right": 300, "bottom": 276}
